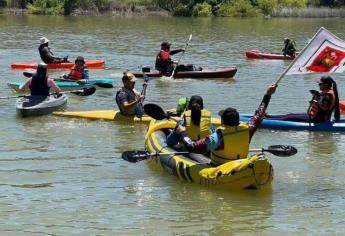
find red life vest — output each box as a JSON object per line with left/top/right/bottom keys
{"left": 160, "top": 50, "right": 170, "bottom": 60}
{"left": 68, "top": 65, "right": 84, "bottom": 80}
{"left": 308, "top": 89, "right": 335, "bottom": 122}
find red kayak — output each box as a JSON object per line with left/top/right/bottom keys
{"left": 340, "top": 100, "right": 345, "bottom": 113}
{"left": 11, "top": 59, "right": 105, "bottom": 70}
{"left": 246, "top": 50, "right": 295, "bottom": 60}
{"left": 130, "top": 66, "right": 237, "bottom": 79}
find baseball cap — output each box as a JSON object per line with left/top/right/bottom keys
{"left": 122, "top": 72, "right": 137, "bottom": 83}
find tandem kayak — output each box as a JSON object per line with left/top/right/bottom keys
{"left": 8, "top": 78, "right": 113, "bottom": 93}
{"left": 11, "top": 59, "right": 105, "bottom": 70}
{"left": 130, "top": 66, "right": 237, "bottom": 79}
{"left": 142, "top": 120, "right": 273, "bottom": 190}
{"left": 16, "top": 94, "right": 67, "bottom": 117}
{"left": 240, "top": 114, "right": 345, "bottom": 132}
{"left": 245, "top": 50, "right": 295, "bottom": 60}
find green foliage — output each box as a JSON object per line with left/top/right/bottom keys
{"left": 153, "top": 0, "right": 192, "bottom": 12}
{"left": 258, "top": 0, "right": 278, "bottom": 15}
{"left": 95, "top": 0, "right": 110, "bottom": 11}
{"left": 173, "top": 3, "right": 191, "bottom": 16}
{"left": 0, "top": 0, "right": 7, "bottom": 8}
{"left": 278, "top": 0, "right": 307, "bottom": 8}
{"left": 218, "top": 0, "right": 259, "bottom": 17}
{"left": 27, "top": 0, "right": 64, "bottom": 14}
{"left": 192, "top": 2, "right": 212, "bottom": 16}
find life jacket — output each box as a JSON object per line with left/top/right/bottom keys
{"left": 38, "top": 44, "right": 54, "bottom": 64}
{"left": 155, "top": 50, "right": 172, "bottom": 73}
{"left": 29, "top": 74, "right": 50, "bottom": 96}
{"left": 115, "top": 87, "right": 139, "bottom": 116}
{"left": 211, "top": 123, "right": 250, "bottom": 165}
{"left": 183, "top": 109, "right": 212, "bottom": 140}
{"left": 308, "top": 90, "right": 335, "bottom": 122}
{"left": 68, "top": 65, "right": 84, "bottom": 80}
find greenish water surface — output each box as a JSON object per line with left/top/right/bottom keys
{"left": 1, "top": 15, "right": 345, "bottom": 235}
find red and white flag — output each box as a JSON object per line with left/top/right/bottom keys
{"left": 286, "top": 27, "right": 345, "bottom": 75}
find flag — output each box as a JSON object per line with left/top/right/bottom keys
{"left": 286, "top": 27, "right": 345, "bottom": 75}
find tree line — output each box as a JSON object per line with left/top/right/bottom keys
{"left": 1, "top": 0, "right": 345, "bottom": 16}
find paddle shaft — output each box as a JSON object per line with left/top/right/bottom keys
{"left": 170, "top": 34, "right": 193, "bottom": 79}
{"left": 0, "top": 87, "right": 95, "bottom": 99}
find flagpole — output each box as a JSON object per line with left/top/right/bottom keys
{"left": 274, "top": 27, "right": 326, "bottom": 85}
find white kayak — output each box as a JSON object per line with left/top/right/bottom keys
{"left": 16, "top": 94, "right": 67, "bottom": 117}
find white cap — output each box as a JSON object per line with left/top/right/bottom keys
{"left": 40, "top": 37, "right": 49, "bottom": 44}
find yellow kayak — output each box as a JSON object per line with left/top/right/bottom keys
{"left": 53, "top": 109, "right": 222, "bottom": 124}
{"left": 144, "top": 120, "right": 273, "bottom": 191}
{"left": 53, "top": 110, "right": 152, "bottom": 123}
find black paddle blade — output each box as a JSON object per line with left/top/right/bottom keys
{"left": 23, "top": 71, "right": 34, "bottom": 78}
{"left": 122, "top": 151, "right": 150, "bottom": 163}
{"left": 266, "top": 145, "right": 298, "bottom": 157}
{"left": 144, "top": 103, "right": 169, "bottom": 120}
{"left": 71, "top": 86, "right": 96, "bottom": 96}
{"left": 94, "top": 82, "right": 114, "bottom": 88}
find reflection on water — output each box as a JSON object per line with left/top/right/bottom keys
{"left": 1, "top": 15, "right": 345, "bottom": 234}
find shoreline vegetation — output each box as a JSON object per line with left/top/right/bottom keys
{"left": 1, "top": 0, "right": 345, "bottom": 17}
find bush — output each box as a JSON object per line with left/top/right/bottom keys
{"left": 0, "top": 0, "right": 7, "bottom": 8}
{"left": 258, "top": 0, "right": 278, "bottom": 15}
{"left": 173, "top": 3, "right": 191, "bottom": 16}
{"left": 218, "top": 0, "right": 259, "bottom": 17}
{"left": 192, "top": 2, "right": 212, "bottom": 16}
{"left": 279, "top": 0, "right": 307, "bottom": 8}
{"left": 27, "top": 0, "right": 65, "bottom": 14}
{"left": 95, "top": 0, "right": 111, "bottom": 11}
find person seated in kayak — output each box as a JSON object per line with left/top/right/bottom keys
{"left": 265, "top": 76, "right": 340, "bottom": 123}
{"left": 38, "top": 37, "right": 69, "bottom": 64}
{"left": 282, "top": 38, "right": 297, "bottom": 57}
{"left": 168, "top": 84, "right": 277, "bottom": 166}
{"left": 19, "top": 63, "right": 61, "bottom": 96}
{"left": 167, "top": 95, "right": 212, "bottom": 147}
{"left": 116, "top": 72, "right": 146, "bottom": 117}
{"left": 60, "top": 56, "right": 89, "bottom": 82}
{"left": 155, "top": 41, "right": 185, "bottom": 76}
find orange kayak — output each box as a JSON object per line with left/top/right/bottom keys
{"left": 340, "top": 100, "right": 345, "bottom": 113}
{"left": 11, "top": 59, "right": 105, "bottom": 70}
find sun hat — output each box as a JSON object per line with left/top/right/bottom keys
{"left": 40, "top": 37, "right": 49, "bottom": 44}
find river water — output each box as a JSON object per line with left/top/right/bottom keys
{"left": 1, "top": 15, "right": 345, "bottom": 235}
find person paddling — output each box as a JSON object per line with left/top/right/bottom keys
{"left": 167, "top": 95, "right": 212, "bottom": 147}
{"left": 19, "top": 63, "right": 61, "bottom": 96}
{"left": 115, "top": 72, "right": 147, "bottom": 117}
{"left": 266, "top": 76, "right": 340, "bottom": 123}
{"left": 38, "top": 37, "right": 69, "bottom": 64}
{"left": 170, "top": 84, "right": 277, "bottom": 166}
{"left": 155, "top": 42, "right": 185, "bottom": 76}
{"left": 282, "top": 38, "right": 297, "bottom": 57}
{"left": 60, "top": 56, "right": 89, "bottom": 81}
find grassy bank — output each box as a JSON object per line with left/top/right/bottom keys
{"left": 2, "top": 0, "right": 345, "bottom": 17}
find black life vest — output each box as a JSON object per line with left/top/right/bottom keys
{"left": 29, "top": 74, "right": 50, "bottom": 96}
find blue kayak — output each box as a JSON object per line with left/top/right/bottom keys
{"left": 8, "top": 78, "right": 113, "bottom": 92}
{"left": 240, "top": 114, "right": 345, "bottom": 132}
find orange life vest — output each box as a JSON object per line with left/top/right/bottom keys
{"left": 68, "top": 65, "right": 84, "bottom": 80}
{"left": 308, "top": 89, "right": 335, "bottom": 122}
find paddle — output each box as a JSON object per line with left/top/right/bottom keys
{"left": 122, "top": 145, "right": 297, "bottom": 163}
{"left": 144, "top": 103, "right": 179, "bottom": 122}
{"left": 169, "top": 34, "right": 193, "bottom": 79}
{"left": 22, "top": 71, "right": 113, "bottom": 88}
{"left": 135, "top": 74, "right": 150, "bottom": 118}
{"left": 0, "top": 86, "right": 96, "bottom": 99}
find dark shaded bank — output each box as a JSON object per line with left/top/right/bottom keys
{"left": 3, "top": 6, "right": 169, "bottom": 16}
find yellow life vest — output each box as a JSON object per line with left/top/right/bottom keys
{"left": 211, "top": 123, "right": 249, "bottom": 165}
{"left": 184, "top": 109, "right": 211, "bottom": 141}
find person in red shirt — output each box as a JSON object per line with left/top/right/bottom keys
{"left": 155, "top": 42, "right": 185, "bottom": 76}
{"left": 61, "top": 56, "right": 89, "bottom": 81}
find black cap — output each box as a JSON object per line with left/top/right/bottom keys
{"left": 161, "top": 42, "right": 171, "bottom": 48}
{"left": 218, "top": 107, "right": 239, "bottom": 126}
{"left": 188, "top": 95, "right": 204, "bottom": 110}
{"left": 75, "top": 56, "right": 85, "bottom": 64}
{"left": 317, "top": 75, "right": 333, "bottom": 86}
